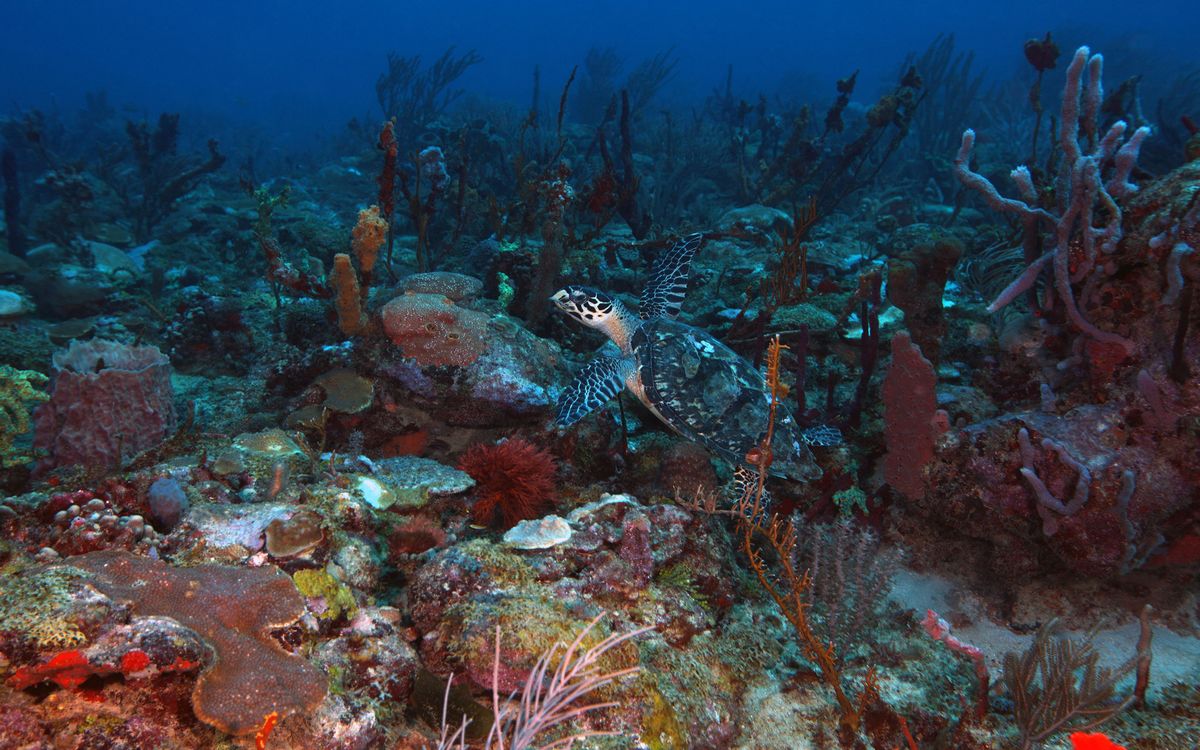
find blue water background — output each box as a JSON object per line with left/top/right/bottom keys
{"left": 2, "top": 1, "right": 1195, "bottom": 150}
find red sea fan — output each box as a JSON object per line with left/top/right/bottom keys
{"left": 457, "top": 438, "right": 557, "bottom": 529}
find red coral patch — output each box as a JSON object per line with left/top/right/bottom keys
{"left": 9, "top": 649, "right": 92, "bottom": 690}
{"left": 120, "top": 649, "right": 151, "bottom": 675}
{"left": 457, "top": 438, "right": 557, "bottom": 529}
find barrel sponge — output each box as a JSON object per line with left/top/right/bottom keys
{"left": 33, "top": 339, "right": 177, "bottom": 470}
{"left": 69, "top": 550, "right": 327, "bottom": 736}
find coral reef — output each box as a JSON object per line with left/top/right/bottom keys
{"left": 0, "top": 23, "right": 1198, "bottom": 750}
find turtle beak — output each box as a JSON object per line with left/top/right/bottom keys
{"left": 550, "top": 290, "right": 569, "bottom": 309}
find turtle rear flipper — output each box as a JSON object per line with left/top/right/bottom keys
{"left": 556, "top": 356, "right": 635, "bottom": 428}
{"left": 802, "top": 424, "right": 843, "bottom": 447}
{"left": 730, "top": 466, "right": 773, "bottom": 524}
{"left": 639, "top": 232, "right": 703, "bottom": 321}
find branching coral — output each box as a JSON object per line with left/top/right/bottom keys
{"left": 725, "top": 338, "right": 882, "bottom": 741}
{"left": 796, "top": 519, "right": 901, "bottom": 668}
{"left": 250, "top": 184, "right": 331, "bottom": 301}
{"left": 955, "top": 46, "right": 1151, "bottom": 356}
{"left": 457, "top": 438, "right": 557, "bottom": 529}
{"left": 376, "top": 48, "right": 482, "bottom": 148}
{"left": 435, "top": 613, "right": 649, "bottom": 750}
{"left": 1001, "top": 619, "right": 1140, "bottom": 750}
{"left": 112, "top": 113, "right": 226, "bottom": 241}
{"left": 1, "top": 147, "right": 26, "bottom": 257}
{"left": 1017, "top": 426, "right": 1092, "bottom": 536}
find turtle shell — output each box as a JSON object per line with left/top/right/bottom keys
{"left": 632, "top": 318, "right": 820, "bottom": 481}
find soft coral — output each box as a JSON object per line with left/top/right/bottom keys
{"left": 457, "top": 438, "right": 556, "bottom": 529}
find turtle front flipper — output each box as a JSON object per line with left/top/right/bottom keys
{"left": 556, "top": 356, "right": 636, "bottom": 427}
{"left": 639, "top": 232, "right": 703, "bottom": 321}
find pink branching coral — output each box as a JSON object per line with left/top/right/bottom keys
{"left": 435, "top": 613, "right": 650, "bottom": 750}
{"left": 922, "top": 609, "right": 989, "bottom": 718}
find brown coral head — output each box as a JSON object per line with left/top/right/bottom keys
{"left": 265, "top": 510, "right": 326, "bottom": 558}
{"left": 1024, "top": 33, "right": 1060, "bottom": 72}
{"left": 66, "top": 550, "right": 326, "bottom": 736}
{"left": 388, "top": 515, "right": 447, "bottom": 556}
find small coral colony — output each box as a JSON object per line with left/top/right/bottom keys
{"left": 0, "top": 27, "right": 1198, "bottom": 750}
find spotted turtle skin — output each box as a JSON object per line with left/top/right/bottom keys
{"left": 632, "top": 317, "right": 820, "bottom": 481}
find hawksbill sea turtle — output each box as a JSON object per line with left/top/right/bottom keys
{"left": 550, "top": 232, "right": 839, "bottom": 493}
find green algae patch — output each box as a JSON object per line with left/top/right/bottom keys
{"left": 455, "top": 537, "right": 535, "bottom": 588}
{"left": 0, "top": 558, "right": 92, "bottom": 649}
{"left": 293, "top": 568, "right": 357, "bottom": 621}
{"left": 640, "top": 682, "right": 687, "bottom": 749}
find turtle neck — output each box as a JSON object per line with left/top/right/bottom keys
{"left": 596, "top": 298, "right": 640, "bottom": 355}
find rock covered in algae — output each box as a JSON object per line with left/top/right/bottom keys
{"left": 354, "top": 456, "right": 474, "bottom": 510}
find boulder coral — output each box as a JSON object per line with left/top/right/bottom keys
{"left": 66, "top": 550, "right": 327, "bottom": 736}
{"left": 380, "top": 292, "right": 488, "bottom": 367}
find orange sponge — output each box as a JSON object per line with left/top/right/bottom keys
{"left": 330, "top": 253, "right": 364, "bottom": 336}
{"left": 351, "top": 205, "right": 388, "bottom": 276}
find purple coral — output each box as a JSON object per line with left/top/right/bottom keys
{"left": 954, "top": 46, "right": 1152, "bottom": 356}
{"left": 1017, "top": 427, "right": 1091, "bottom": 536}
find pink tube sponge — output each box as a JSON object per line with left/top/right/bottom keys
{"left": 34, "top": 339, "right": 177, "bottom": 471}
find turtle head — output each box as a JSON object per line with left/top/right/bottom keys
{"left": 551, "top": 285, "right": 617, "bottom": 328}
